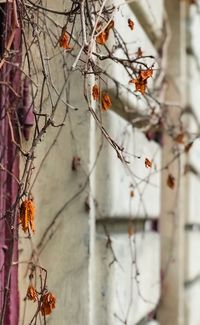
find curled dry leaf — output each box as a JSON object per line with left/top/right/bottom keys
{"left": 59, "top": 32, "right": 71, "bottom": 50}
{"left": 174, "top": 133, "right": 185, "bottom": 144}
{"left": 130, "top": 190, "right": 135, "bottom": 198}
{"left": 185, "top": 141, "right": 193, "bottom": 153}
{"left": 140, "top": 69, "right": 153, "bottom": 80}
{"left": 92, "top": 84, "right": 100, "bottom": 100}
{"left": 135, "top": 47, "right": 143, "bottom": 58}
{"left": 96, "top": 20, "right": 114, "bottom": 45}
{"left": 96, "top": 32, "right": 107, "bottom": 45}
{"left": 128, "top": 18, "right": 134, "bottom": 30}
{"left": 145, "top": 158, "right": 152, "bottom": 168}
{"left": 129, "top": 78, "right": 146, "bottom": 94}
{"left": 167, "top": 174, "right": 175, "bottom": 189}
{"left": 129, "top": 68, "right": 153, "bottom": 95}
{"left": 40, "top": 292, "right": 56, "bottom": 316}
{"left": 102, "top": 93, "right": 112, "bottom": 111}
{"left": 19, "top": 199, "right": 35, "bottom": 233}
{"left": 26, "top": 285, "right": 38, "bottom": 302}
{"left": 71, "top": 156, "right": 81, "bottom": 171}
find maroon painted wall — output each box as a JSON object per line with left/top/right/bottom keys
{"left": 0, "top": 3, "right": 21, "bottom": 324}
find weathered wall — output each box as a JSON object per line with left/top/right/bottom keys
{"left": 18, "top": 1, "right": 163, "bottom": 324}
{"left": 17, "top": 1, "right": 200, "bottom": 325}
{"left": 18, "top": 0, "right": 163, "bottom": 324}
{"left": 18, "top": 1, "right": 92, "bottom": 323}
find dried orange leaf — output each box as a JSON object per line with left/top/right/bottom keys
{"left": 130, "top": 190, "right": 135, "bottom": 198}
{"left": 167, "top": 174, "right": 175, "bottom": 189}
{"left": 128, "top": 18, "right": 134, "bottom": 30}
{"left": 140, "top": 69, "right": 153, "bottom": 80}
{"left": 129, "top": 78, "right": 147, "bottom": 94}
{"left": 96, "top": 20, "right": 114, "bottom": 45}
{"left": 174, "top": 133, "right": 185, "bottom": 144}
{"left": 135, "top": 80, "right": 146, "bottom": 94}
{"left": 40, "top": 292, "right": 56, "bottom": 316}
{"left": 129, "top": 68, "right": 153, "bottom": 95}
{"left": 102, "top": 93, "right": 112, "bottom": 111}
{"left": 96, "top": 31, "right": 107, "bottom": 45}
{"left": 92, "top": 84, "right": 100, "bottom": 100}
{"left": 59, "top": 32, "right": 71, "bottom": 49}
{"left": 19, "top": 199, "right": 35, "bottom": 233}
{"left": 27, "top": 285, "right": 38, "bottom": 302}
{"left": 145, "top": 158, "right": 152, "bottom": 168}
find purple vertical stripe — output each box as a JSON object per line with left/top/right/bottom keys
{"left": 0, "top": 2, "right": 21, "bottom": 324}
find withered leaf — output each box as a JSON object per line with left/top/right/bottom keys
{"left": 92, "top": 84, "right": 100, "bottom": 100}
{"left": 96, "top": 31, "right": 107, "bottom": 45}
{"left": 26, "top": 285, "right": 38, "bottom": 302}
{"left": 174, "top": 133, "right": 185, "bottom": 144}
{"left": 102, "top": 93, "right": 112, "bottom": 111}
{"left": 129, "top": 68, "right": 153, "bottom": 95}
{"left": 167, "top": 174, "right": 175, "bottom": 189}
{"left": 129, "top": 78, "right": 147, "bottom": 95}
{"left": 40, "top": 292, "right": 56, "bottom": 316}
{"left": 19, "top": 199, "right": 35, "bottom": 233}
{"left": 185, "top": 141, "right": 193, "bottom": 153}
{"left": 71, "top": 156, "right": 81, "bottom": 171}
{"left": 128, "top": 18, "right": 134, "bottom": 30}
{"left": 145, "top": 158, "right": 152, "bottom": 168}
{"left": 140, "top": 68, "right": 153, "bottom": 80}
{"left": 96, "top": 20, "right": 114, "bottom": 45}
{"left": 59, "top": 32, "right": 72, "bottom": 50}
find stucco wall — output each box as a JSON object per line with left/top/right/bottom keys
{"left": 17, "top": 1, "right": 200, "bottom": 325}
{"left": 18, "top": 0, "right": 162, "bottom": 324}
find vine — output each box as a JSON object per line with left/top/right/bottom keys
{"left": 0, "top": 0, "right": 196, "bottom": 324}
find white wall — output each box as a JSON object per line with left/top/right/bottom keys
{"left": 18, "top": 1, "right": 192, "bottom": 324}
{"left": 185, "top": 4, "right": 200, "bottom": 324}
